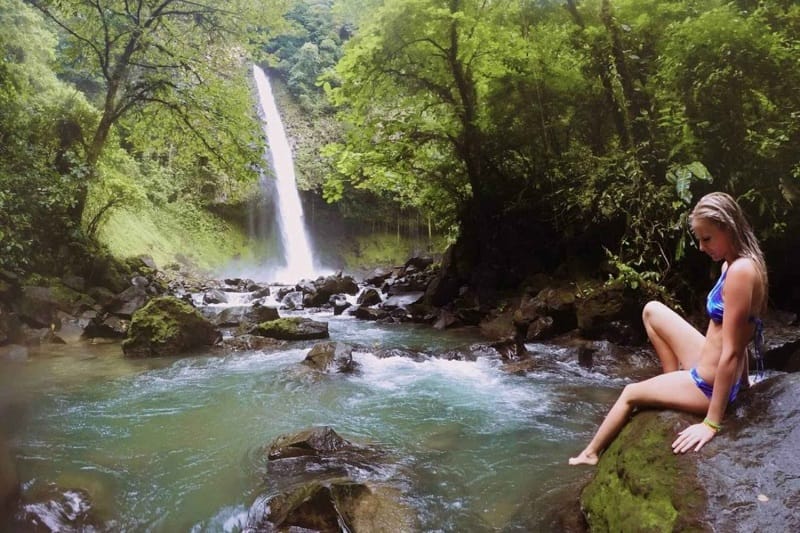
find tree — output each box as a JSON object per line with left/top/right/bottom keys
{"left": 326, "top": 0, "right": 517, "bottom": 251}
{"left": 28, "top": 0, "right": 288, "bottom": 224}
{"left": 0, "top": 0, "right": 97, "bottom": 273}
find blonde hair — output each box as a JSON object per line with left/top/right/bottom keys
{"left": 690, "top": 192, "right": 768, "bottom": 313}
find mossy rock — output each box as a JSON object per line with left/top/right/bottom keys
{"left": 580, "top": 410, "right": 707, "bottom": 532}
{"left": 580, "top": 374, "right": 800, "bottom": 532}
{"left": 16, "top": 284, "right": 95, "bottom": 328}
{"left": 122, "top": 296, "right": 219, "bottom": 357}
{"left": 250, "top": 317, "right": 329, "bottom": 341}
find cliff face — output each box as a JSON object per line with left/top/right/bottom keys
{"left": 580, "top": 372, "right": 800, "bottom": 532}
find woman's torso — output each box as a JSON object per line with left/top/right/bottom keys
{"left": 695, "top": 258, "right": 764, "bottom": 383}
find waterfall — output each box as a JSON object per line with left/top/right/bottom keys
{"left": 253, "top": 64, "right": 315, "bottom": 282}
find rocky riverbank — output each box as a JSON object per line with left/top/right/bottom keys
{"left": 2, "top": 253, "right": 800, "bottom": 531}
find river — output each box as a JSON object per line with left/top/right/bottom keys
{"left": 0, "top": 309, "right": 631, "bottom": 531}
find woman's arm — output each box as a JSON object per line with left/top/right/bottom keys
{"left": 706, "top": 260, "right": 756, "bottom": 423}
{"left": 672, "top": 259, "right": 756, "bottom": 453}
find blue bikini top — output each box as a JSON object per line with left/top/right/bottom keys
{"left": 706, "top": 268, "right": 766, "bottom": 381}
{"left": 706, "top": 270, "right": 726, "bottom": 324}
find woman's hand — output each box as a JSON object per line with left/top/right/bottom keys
{"left": 672, "top": 423, "right": 717, "bottom": 454}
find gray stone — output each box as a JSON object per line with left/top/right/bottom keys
{"left": 580, "top": 372, "right": 800, "bottom": 531}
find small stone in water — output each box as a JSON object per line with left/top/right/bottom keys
{"left": 757, "top": 494, "right": 769, "bottom": 502}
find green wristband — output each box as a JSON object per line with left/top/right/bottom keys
{"left": 703, "top": 418, "right": 721, "bottom": 432}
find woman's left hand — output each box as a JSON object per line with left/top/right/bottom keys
{"left": 672, "top": 423, "right": 716, "bottom": 454}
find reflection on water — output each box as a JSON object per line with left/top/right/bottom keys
{"left": 0, "top": 316, "right": 623, "bottom": 531}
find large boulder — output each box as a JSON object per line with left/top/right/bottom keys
{"left": 250, "top": 317, "right": 329, "bottom": 341}
{"left": 303, "top": 341, "right": 358, "bottom": 373}
{"left": 762, "top": 313, "right": 800, "bottom": 372}
{"left": 209, "top": 303, "right": 279, "bottom": 329}
{"left": 15, "top": 285, "right": 95, "bottom": 328}
{"left": 580, "top": 372, "right": 800, "bottom": 531}
{"left": 247, "top": 427, "right": 417, "bottom": 532}
{"left": 107, "top": 284, "right": 148, "bottom": 318}
{"left": 306, "top": 274, "right": 359, "bottom": 307}
{"left": 575, "top": 280, "right": 644, "bottom": 344}
{"left": 122, "top": 296, "right": 220, "bottom": 357}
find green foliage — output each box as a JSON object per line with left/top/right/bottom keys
{"left": 98, "top": 198, "right": 255, "bottom": 272}
{"left": 265, "top": 0, "right": 345, "bottom": 108}
{"left": 26, "top": 0, "right": 287, "bottom": 226}
{"left": 324, "top": 0, "right": 518, "bottom": 228}
{"left": 0, "top": 0, "right": 96, "bottom": 274}
{"left": 316, "top": 0, "right": 800, "bottom": 299}
{"left": 0, "top": 0, "right": 284, "bottom": 278}
{"left": 655, "top": 2, "right": 800, "bottom": 236}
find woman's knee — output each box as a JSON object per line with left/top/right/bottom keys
{"left": 619, "top": 382, "right": 639, "bottom": 404}
{"left": 642, "top": 300, "right": 666, "bottom": 326}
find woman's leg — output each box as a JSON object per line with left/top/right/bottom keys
{"left": 642, "top": 301, "right": 705, "bottom": 373}
{"left": 568, "top": 371, "right": 709, "bottom": 465}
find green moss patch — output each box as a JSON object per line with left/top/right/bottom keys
{"left": 251, "top": 317, "right": 329, "bottom": 341}
{"left": 581, "top": 410, "right": 707, "bottom": 532}
{"left": 122, "top": 296, "right": 219, "bottom": 357}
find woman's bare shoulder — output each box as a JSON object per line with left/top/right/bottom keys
{"left": 726, "top": 257, "right": 759, "bottom": 277}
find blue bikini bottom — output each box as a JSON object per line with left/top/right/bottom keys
{"left": 690, "top": 367, "right": 741, "bottom": 403}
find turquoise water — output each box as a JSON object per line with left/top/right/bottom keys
{"left": 0, "top": 314, "right": 623, "bottom": 531}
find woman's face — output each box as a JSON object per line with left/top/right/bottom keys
{"left": 691, "top": 218, "right": 734, "bottom": 263}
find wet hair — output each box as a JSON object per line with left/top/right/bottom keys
{"left": 690, "top": 192, "right": 768, "bottom": 312}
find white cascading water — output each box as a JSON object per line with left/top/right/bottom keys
{"left": 253, "top": 65, "right": 315, "bottom": 282}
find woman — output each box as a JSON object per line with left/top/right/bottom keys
{"left": 569, "top": 192, "right": 767, "bottom": 465}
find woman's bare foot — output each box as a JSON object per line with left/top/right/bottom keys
{"left": 568, "top": 450, "right": 599, "bottom": 465}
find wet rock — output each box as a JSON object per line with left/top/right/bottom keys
{"left": 303, "top": 342, "right": 358, "bottom": 373}
{"left": 433, "top": 308, "right": 459, "bottom": 330}
{"left": 130, "top": 275, "right": 149, "bottom": 289}
{"left": 479, "top": 304, "right": 517, "bottom": 340}
{"left": 405, "top": 255, "right": 434, "bottom": 271}
{"left": 580, "top": 373, "right": 800, "bottom": 531}
{"left": 12, "top": 484, "right": 102, "bottom": 531}
{"left": 82, "top": 314, "right": 128, "bottom": 339}
{"left": 511, "top": 286, "right": 577, "bottom": 342}
{"left": 357, "top": 288, "right": 382, "bottom": 307}
{"left": 307, "top": 274, "right": 359, "bottom": 307}
{"left": 575, "top": 280, "right": 643, "bottom": 343}
{"left": 250, "top": 317, "right": 329, "bottom": 341}
{"left": 247, "top": 427, "right": 417, "bottom": 532}
{"left": 353, "top": 306, "right": 389, "bottom": 321}
{"left": 364, "top": 268, "right": 392, "bottom": 286}
{"left": 15, "top": 285, "right": 95, "bottom": 328}
{"left": 249, "top": 286, "right": 271, "bottom": 300}
{"left": 279, "top": 291, "right": 304, "bottom": 311}
{"left": 266, "top": 426, "right": 352, "bottom": 460}
{"left": 202, "top": 289, "right": 228, "bottom": 305}
{"left": 210, "top": 303, "right": 279, "bottom": 329}
{"left": 405, "top": 302, "right": 438, "bottom": 323}
{"left": 424, "top": 245, "right": 464, "bottom": 307}
{"left": 122, "top": 296, "right": 220, "bottom": 357}
{"left": 86, "top": 286, "right": 116, "bottom": 309}
{"left": 108, "top": 285, "right": 148, "bottom": 318}
{"left": 382, "top": 292, "right": 424, "bottom": 310}
{"left": 762, "top": 318, "right": 800, "bottom": 373}
{"left": 372, "top": 347, "right": 427, "bottom": 362}
{"left": 330, "top": 295, "right": 351, "bottom": 316}
{"left": 219, "top": 335, "right": 286, "bottom": 352}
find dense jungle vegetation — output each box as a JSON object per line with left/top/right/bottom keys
{"left": 1, "top": 0, "right": 799, "bottom": 309}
